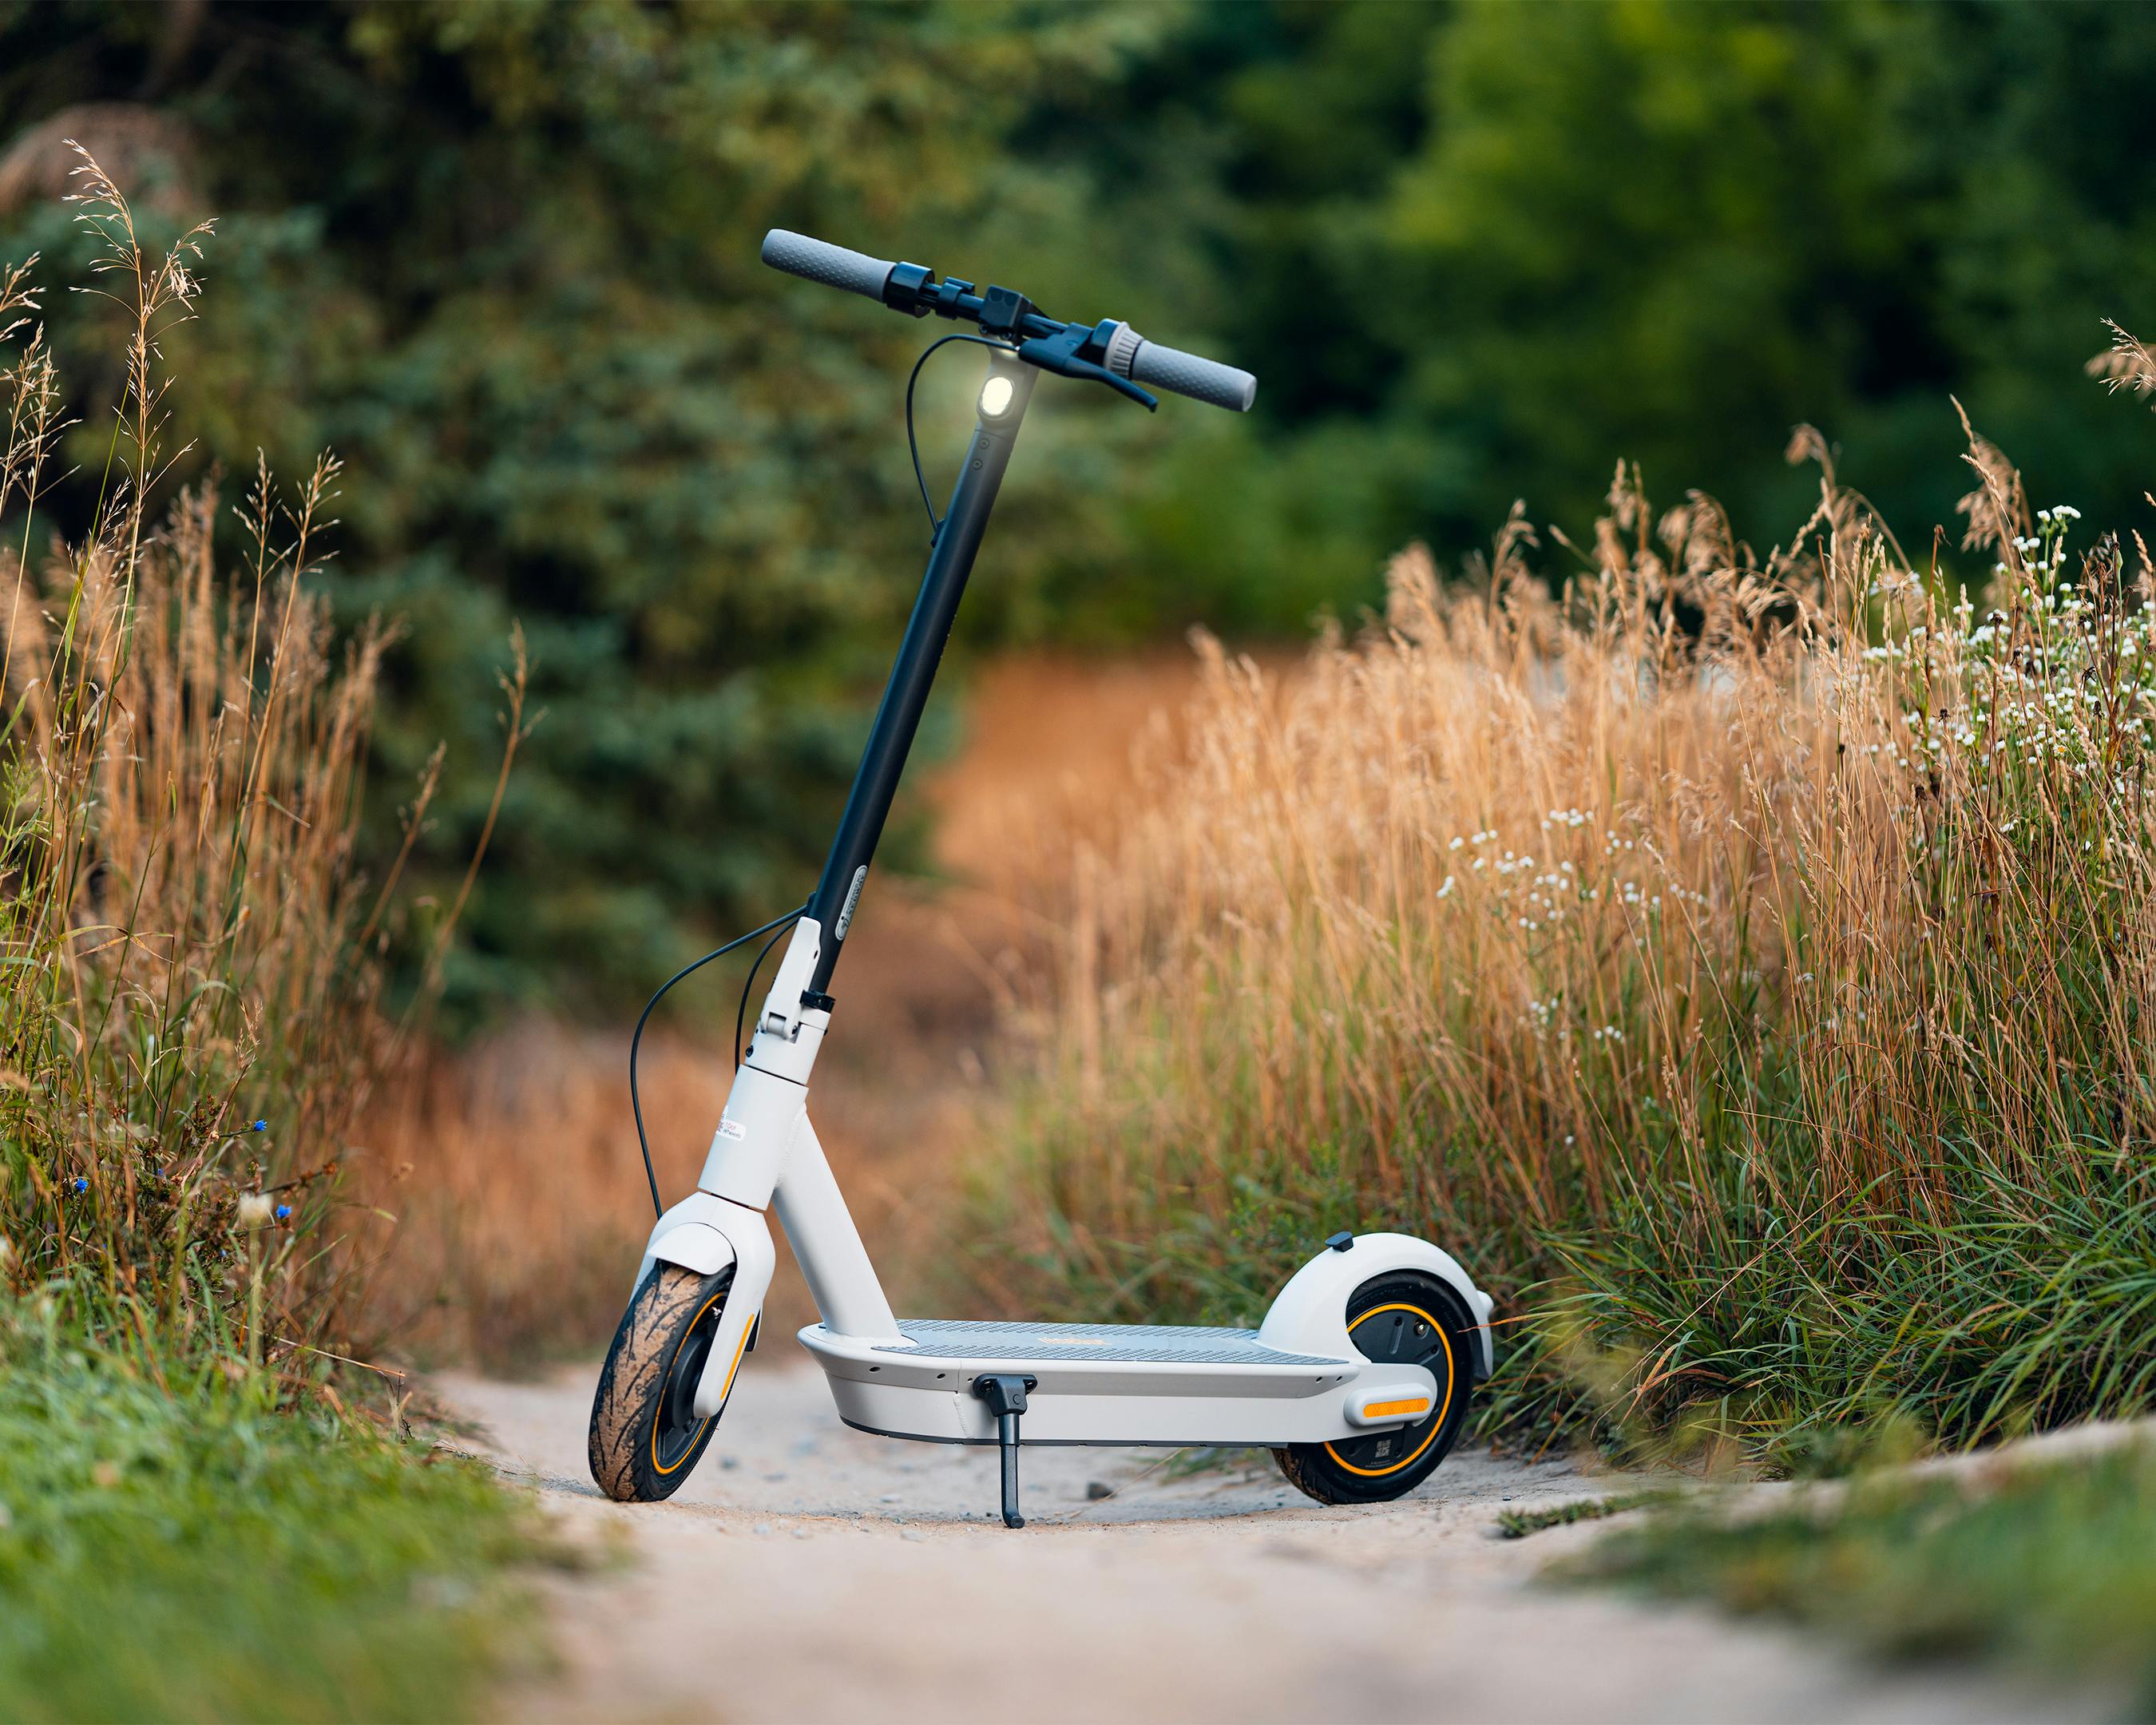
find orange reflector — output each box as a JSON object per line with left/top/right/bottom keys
{"left": 1363, "top": 1397, "right": 1430, "bottom": 1418}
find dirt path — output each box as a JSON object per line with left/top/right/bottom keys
{"left": 438, "top": 1358, "right": 2071, "bottom": 1724}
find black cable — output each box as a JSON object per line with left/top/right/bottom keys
{"left": 629, "top": 901, "right": 809, "bottom": 1219}
{"left": 735, "top": 914, "right": 796, "bottom": 1069}
{"left": 629, "top": 334, "right": 1012, "bottom": 1218}
{"left": 907, "top": 332, "right": 1015, "bottom": 542}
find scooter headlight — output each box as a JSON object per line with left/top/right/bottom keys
{"left": 978, "top": 374, "right": 1015, "bottom": 419}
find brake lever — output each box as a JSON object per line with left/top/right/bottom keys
{"left": 1016, "top": 329, "right": 1159, "bottom": 410}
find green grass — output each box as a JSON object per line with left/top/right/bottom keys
{"left": 1494, "top": 1490, "right": 1665, "bottom": 1540}
{"left": 1524, "top": 1154, "right": 2156, "bottom": 1469}
{"left": 0, "top": 1309, "right": 541, "bottom": 1725}
{"left": 1570, "top": 1448, "right": 2156, "bottom": 1716}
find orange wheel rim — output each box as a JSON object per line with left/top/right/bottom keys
{"left": 1322, "top": 1302, "right": 1455, "bottom": 1479}
{"left": 652, "top": 1289, "right": 747, "bottom": 1475}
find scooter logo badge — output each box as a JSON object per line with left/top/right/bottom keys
{"left": 834, "top": 865, "right": 868, "bottom": 939}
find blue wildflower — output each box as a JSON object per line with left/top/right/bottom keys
{"left": 275, "top": 1204, "right": 291, "bottom": 1222}
{"left": 252, "top": 1120, "right": 268, "bottom": 1133}
{"left": 73, "top": 1178, "right": 87, "bottom": 1192}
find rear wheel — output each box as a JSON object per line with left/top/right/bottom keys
{"left": 589, "top": 1263, "right": 739, "bottom": 1502}
{"left": 1274, "top": 1271, "right": 1474, "bottom": 1505}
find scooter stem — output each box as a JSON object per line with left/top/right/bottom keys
{"left": 803, "top": 350, "right": 1039, "bottom": 998}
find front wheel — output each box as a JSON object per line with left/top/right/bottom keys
{"left": 589, "top": 1263, "right": 738, "bottom": 1502}
{"left": 1274, "top": 1271, "right": 1475, "bottom": 1505}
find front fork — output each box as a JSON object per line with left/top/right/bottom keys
{"left": 637, "top": 918, "right": 899, "bottom": 1418}
{"left": 634, "top": 1187, "right": 775, "bottom": 1421}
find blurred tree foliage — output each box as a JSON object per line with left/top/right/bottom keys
{"left": 4, "top": 0, "right": 2152, "bottom": 1013}
{"left": 0, "top": 0, "right": 1185, "bottom": 1013}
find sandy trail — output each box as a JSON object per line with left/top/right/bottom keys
{"left": 438, "top": 1357, "right": 2066, "bottom": 1724}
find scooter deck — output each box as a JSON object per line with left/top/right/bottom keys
{"left": 799, "top": 1315, "right": 1378, "bottom": 1449}
{"left": 877, "top": 1318, "right": 1345, "bottom": 1368}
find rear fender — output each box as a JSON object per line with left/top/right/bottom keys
{"left": 1257, "top": 1231, "right": 1496, "bottom": 1381}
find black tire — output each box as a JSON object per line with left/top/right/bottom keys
{"left": 1273, "top": 1271, "right": 1475, "bottom": 1506}
{"left": 589, "top": 1262, "right": 738, "bottom": 1502}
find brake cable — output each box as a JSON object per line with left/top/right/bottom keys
{"left": 628, "top": 900, "right": 810, "bottom": 1219}
{"left": 624, "top": 333, "right": 976, "bottom": 1218}
{"left": 734, "top": 914, "right": 797, "bottom": 1069}
{"left": 630, "top": 333, "right": 1013, "bottom": 1219}
{"left": 906, "top": 331, "right": 1017, "bottom": 544}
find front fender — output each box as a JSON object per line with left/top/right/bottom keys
{"left": 628, "top": 1190, "right": 777, "bottom": 1422}
{"left": 634, "top": 1189, "right": 745, "bottom": 1291}
{"left": 649, "top": 1222, "right": 735, "bottom": 1277}
{"left": 1257, "top": 1231, "right": 1496, "bottom": 1381}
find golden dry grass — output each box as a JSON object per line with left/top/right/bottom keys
{"left": 969, "top": 414, "right": 2156, "bottom": 1457}
{"left": 0, "top": 152, "right": 517, "bottom": 1375}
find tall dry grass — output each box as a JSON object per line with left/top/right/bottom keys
{"left": 0, "top": 153, "right": 513, "bottom": 1378}
{"left": 974, "top": 374, "right": 2156, "bottom": 1462}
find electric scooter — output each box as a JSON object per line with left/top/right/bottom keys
{"left": 589, "top": 230, "right": 1496, "bottom": 1526}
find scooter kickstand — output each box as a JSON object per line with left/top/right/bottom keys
{"left": 972, "top": 1374, "right": 1037, "bottom": 1529}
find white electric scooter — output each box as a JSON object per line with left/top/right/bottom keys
{"left": 589, "top": 231, "right": 1495, "bottom": 1525}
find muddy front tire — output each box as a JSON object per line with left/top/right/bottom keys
{"left": 589, "top": 1263, "right": 736, "bottom": 1502}
{"left": 1273, "top": 1271, "right": 1475, "bottom": 1506}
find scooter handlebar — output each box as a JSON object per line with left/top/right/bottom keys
{"left": 759, "top": 229, "right": 1258, "bottom": 411}
{"left": 1123, "top": 337, "right": 1258, "bottom": 414}
{"left": 760, "top": 229, "right": 895, "bottom": 303}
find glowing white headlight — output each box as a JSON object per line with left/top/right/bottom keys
{"left": 979, "top": 375, "right": 1015, "bottom": 418}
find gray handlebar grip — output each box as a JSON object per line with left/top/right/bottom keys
{"left": 761, "top": 230, "right": 895, "bottom": 303}
{"left": 1128, "top": 339, "right": 1258, "bottom": 412}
